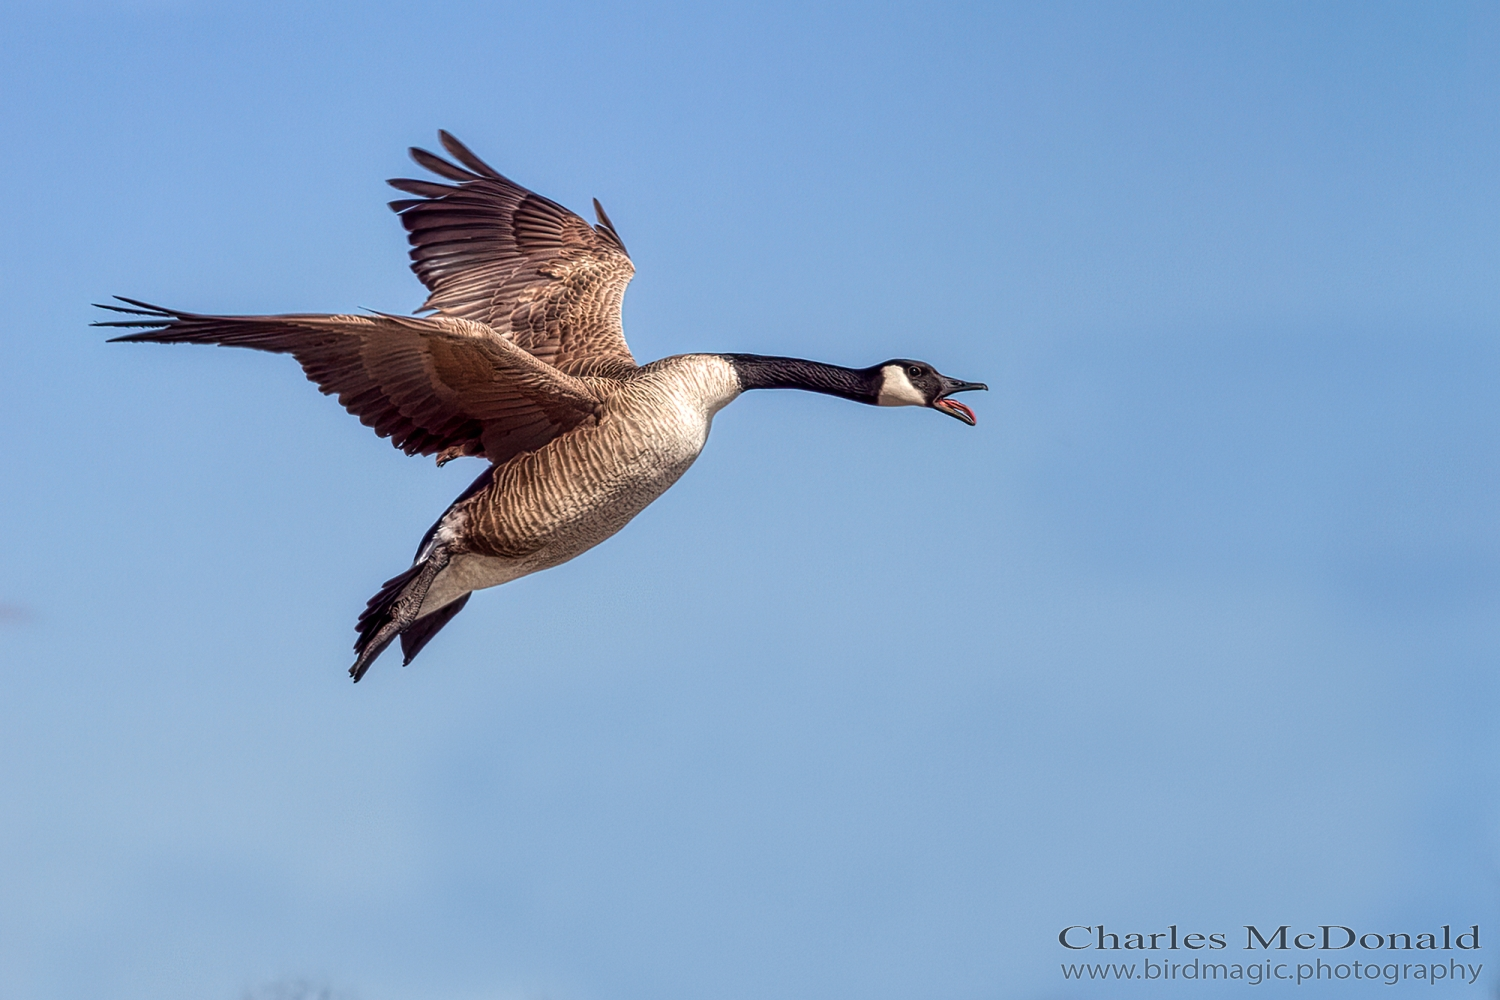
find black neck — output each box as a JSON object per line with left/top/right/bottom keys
{"left": 723, "top": 354, "right": 880, "bottom": 405}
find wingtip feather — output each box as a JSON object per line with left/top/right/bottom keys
{"left": 94, "top": 297, "right": 179, "bottom": 335}
{"left": 437, "top": 131, "right": 504, "bottom": 180}
{"left": 592, "top": 198, "right": 613, "bottom": 229}
{"left": 591, "top": 198, "right": 627, "bottom": 254}
{"left": 409, "top": 145, "right": 476, "bottom": 183}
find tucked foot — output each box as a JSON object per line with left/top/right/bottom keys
{"left": 349, "top": 549, "right": 451, "bottom": 681}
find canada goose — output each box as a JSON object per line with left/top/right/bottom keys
{"left": 97, "top": 132, "right": 987, "bottom": 681}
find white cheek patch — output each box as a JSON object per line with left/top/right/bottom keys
{"left": 876, "top": 365, "right": 927, "bottom": 407}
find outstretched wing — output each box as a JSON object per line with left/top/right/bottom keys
{"left": 389, "top": 131, "right": 637, "bottom": 375}
{"left": 96, "top": 299, "right": 603, "bottom": 465}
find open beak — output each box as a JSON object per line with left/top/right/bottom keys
{"left": 932, "top": 377, "right": 987, "bottom": 425}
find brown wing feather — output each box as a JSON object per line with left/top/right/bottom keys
{"left": 96, "top": 299, "right": 603, "bottom": 465}
{"left": 388, "top": 131, "right": 637, "bottom": 375}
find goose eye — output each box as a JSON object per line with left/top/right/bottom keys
{"left": 908, "top": 366, "right": 922, "bottom": 378}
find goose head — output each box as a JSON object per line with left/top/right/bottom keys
{"left": 874, "top": 360, "right": 989, "bottom": 425}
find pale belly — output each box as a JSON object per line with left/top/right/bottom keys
{"left": 416, "top": 406, "right": 712, "bottom": 616}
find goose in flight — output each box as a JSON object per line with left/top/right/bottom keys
{"left": 97, "top": 132, "right": 987, "bottom": 681}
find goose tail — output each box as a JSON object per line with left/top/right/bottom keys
{"left": 350, "top": 549, "right": 462, "bottom": 682}
{"left": 399, "top": 593, "right": 470, "bottom": 665}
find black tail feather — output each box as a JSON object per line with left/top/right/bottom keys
{"left": 400, "top": 593, "right": 471, "bottom": 665}
{"left": 349, "top": 560, "right": 456, "bottom": 683}
{"left": 354, "top": 564, "right": 423, "bottom": 643}
{"left": 350, "top": 478, "right": 483, "bottom": 682}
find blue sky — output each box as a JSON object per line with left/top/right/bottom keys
{"left": 1, "top": 3, "right": 1498, "bottom": 998}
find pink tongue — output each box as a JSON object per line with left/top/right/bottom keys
{"left": 939, "top": 398, "right": 976, "bottom": 423}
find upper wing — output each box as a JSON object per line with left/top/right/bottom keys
{"left": 96, "top": 299, "right": 603, "bottom": 465}
{"left": 388, "top": 131, "right": 637, "bottom": 375}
